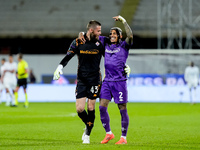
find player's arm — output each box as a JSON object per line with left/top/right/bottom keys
{"left": 78, "top": 32, "right": 109, "bottom": 47}
{"left": 196, "top": 67, "right": 200, "bottom": 84}
{"left": 184, "top": 68, "right": 188, "bottom": 82}
{"left": 53, "top": 39, "right": 77, "bottom": 80}
{"left": 0, "top": 72, "right": 4, "bottom": 82}
{"left": 0, "top": 67, "right": 6, "bottom": 81}
{"left": 113, "top": 15, "right": 133, "bottom": 45}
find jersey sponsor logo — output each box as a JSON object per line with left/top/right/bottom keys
{"left": 80, "top": 49, "right": 99, "bottom": 54}
{"left": 105, "top": 48, "right": 120, "bottom": 54}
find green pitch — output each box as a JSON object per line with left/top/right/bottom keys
{"left": 0, "top": 102, "right": 200, "bottom": 150}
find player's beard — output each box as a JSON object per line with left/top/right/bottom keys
{"left": 90, "top": 32, "right": 99, "bottom": 40}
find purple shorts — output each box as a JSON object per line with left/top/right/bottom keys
{"left": 100, "top": 80, "right": 128, "bottom": 104}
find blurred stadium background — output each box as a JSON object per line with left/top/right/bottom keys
{"left": 0, "top": 0, "right": 200, "bottom": 102}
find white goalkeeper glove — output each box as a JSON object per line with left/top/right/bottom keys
{"left": 53, "top": 64, "right": 63, "bottom": 80}
{"left": 118, "top": 15, "right": 126, "bottom": 24}
{"left": 124, "top": 64, "right": 131, "bottom": 77}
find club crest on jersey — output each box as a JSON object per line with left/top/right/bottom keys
{"left": 95, "top": 41, "right": 100, "bottom": 46}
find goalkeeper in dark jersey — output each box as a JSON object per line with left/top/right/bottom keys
{"left": 53, "top": 20, "right": 105, "bottom": 144}
{"left": 78, "top": 15, "right": 132, "bottom": 145}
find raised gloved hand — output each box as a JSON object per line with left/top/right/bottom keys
{"left": 53, "top": 64, "right": 63, "bottom": 80}
{"left": 124, "top": 64, "right": 131, "bottom": 77}
{"left": 118, "top": 15, "right": 126, "bottom": 23}
{"left": 113, "top": 15, "right": 126, "bottom": 24}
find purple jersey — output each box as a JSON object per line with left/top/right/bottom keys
{"left": 103, "top": 38, "right": 130, "bottom": 81}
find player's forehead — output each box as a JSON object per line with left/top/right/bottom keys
{"left": 94, "top": 25, "right": 101, "bottom": 31}
{"left": 110, "top": 30, "right": 118, "bottom": 36}
{"left": 110, "top": 29, "right": 117, "bottom": 34}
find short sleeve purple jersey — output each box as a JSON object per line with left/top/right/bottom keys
{"left": 99, "top": 36, "right": 131, "bottom": 81}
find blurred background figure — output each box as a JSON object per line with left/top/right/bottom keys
{"left": 1, "top": 54, "right": 17, "bottom": 106}
{"left": 0, "top": 58, "right": 6, "bottom": 104}
{"left": 29, "top": 69, "right": 36, "bottom": 83}
{"left": 0, "top": 58, "right": 7, "bottom": 105}
{"left": 184, "top": 61, "right": 200, "bottom": 104}
{"left": 14, "top": 53, "right": 29, "bottom": 108}
{"left": 0, "top": 75, "right": 3, "bottom": 104}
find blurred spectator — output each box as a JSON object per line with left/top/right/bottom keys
{"left": 29, "top": 69, "right": 36, "bottom": 83}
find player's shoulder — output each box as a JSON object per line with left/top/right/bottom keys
{"left": 186, "top": 66, "right": 191, "bottom": 69}
{"left": 23, "top": 59, "right": 28, "bottom": 63}
{"left": 185, "top": 66, "right": 190, "bottom": 72}
{"left": 12, "top": 62, "right": 17, "bottom": 65}
{"left": 119, "top": 40, "right": 130, "bottom": 49}
{"left": 21, "top": 60, "right": 28, "bottom": 66}
{"left": 194, "top": 66, "right": 199, "bottom": 71}
{"left": 99, "top": 36, "right": 108, "bottom": 41}
{"left": 75, "top": 38, "right": 84, "bottom": 46}
{"left": 4, "top": 62, "right": 9, "bottom": 66}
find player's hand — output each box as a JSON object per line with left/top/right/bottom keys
{"left": 113, "top": 15, "right": 126, "bottom": 24}
{"left": 124, "top": 64, "right": 131, "bottom": 77}
{"left": 53, "top": 65, "right": 63, "bottom": 80}
{"left": 78, "top": 32, "right": 86, "bottom": 44}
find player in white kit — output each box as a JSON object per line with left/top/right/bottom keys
{"left": 1, "top": 54, "right": 17, "bottom": 106}
{"left": 0, "top": 79, "right": 3, "bottom": 104}
{"left": 0, "top": 58, "right": 6, "bottom": 104}
{"left": 0, "top": 76, "right": 3, "bottom": 104}
{"left": 184, "top": 61, "right": 199, "bottom": 104}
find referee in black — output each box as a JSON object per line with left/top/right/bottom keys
{"left": 53, "top": 20, "right": 105, "bottom": 144}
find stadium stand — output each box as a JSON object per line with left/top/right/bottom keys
{"left": 114, "top": 0, "right": 140, "bottom": 33}
{"left": 132, "top": 0, "right": 200, "bottom": 37}
{"left": 0, "top": 0, "right": 125, "bottom": 37}
{"left": 0, "top": 0, "right": 200, "bottom": 51}
{"left": 1, "top": 0, "right": 200, "bottom": 38}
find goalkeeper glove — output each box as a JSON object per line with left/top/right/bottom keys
{"left": 124, "top": 64, "right": 131, "bottom": 77}
{"left": 118, "top": 15, "right": 126, "bottom": 24}
{"left": 53, "top": 64, "right": 63, "bottom": 80}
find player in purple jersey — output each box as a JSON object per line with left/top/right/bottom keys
{"left": 99, "top": 15, "right": 133, "bottom": 144}
{"left": 78, "top": 15, "right": 132, "bottom": 144}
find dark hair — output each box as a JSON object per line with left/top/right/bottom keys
{"left": 110, "top": 27, "right": 122, "bottom": 37}
{"left": 191, "top": 61, "right": 194, "bottom": 66}
{"left": 1, "top": 58, "right": 6, "bottom": 61}
{"left": 109, "top": 27, "right": 123, "bottom": 44}
{"left": 86, "top": 20, "right": 101, "bottom": 31}
{"left": 18, "top": 53, "right": 23, "bottom": 59}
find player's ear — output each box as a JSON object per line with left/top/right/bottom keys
{"left": 89, "top": 28, "right": 93, "bottom": 33}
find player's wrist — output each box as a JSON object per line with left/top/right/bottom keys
{"left": 118, "top": 15, "right": 126, "bottom": 24}
{"left": 57, "top": 64, "right": 63, "bottom": 70}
